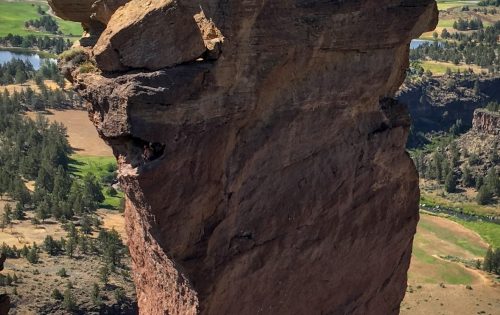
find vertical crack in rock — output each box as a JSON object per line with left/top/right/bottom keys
{"left": 50, "top": 0, "right": 438, "bottom": 314}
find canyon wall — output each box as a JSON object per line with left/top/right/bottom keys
{"left": 473, "top": 109, "right": 500, "bottom": 136}
{"left": 49, "top": 1, "right": 438, "bottom": 314}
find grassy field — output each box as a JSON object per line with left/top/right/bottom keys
{"left": 409, "top": 214, "right": 488, "bottom": 285}
{"left": 453, "top": 219, "right": 500, "bottom": 248}
{"left": 402, "top": 212, "right": 500, "bottom": 314}
{"left": 421, "top": 60, "right": 485, "bottom": 75}
{"left": 25, "top": 109, "right": 113, "bottom": 157}
{"left": 421, "top": 0, "right": 497, "bottom": 39}
{"left": 437, "top": 0, "right": 478, "bottom": 11}
{"left": 0, "top": 0, "right": 82, "bottom": 38}
{"left": 69, "top": 155, "right": 123, "bottom": 210}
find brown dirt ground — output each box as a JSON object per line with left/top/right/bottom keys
{"left": 1, "top": 200, "right": 126, "bottom": 248}
{"left": 0, "top": 79, "right": 68, "bottom": 94}
{"left": 401, "top": 283, "right": 500, "bottom": 315}
{"left": 26, "top": 109, "right": 112, "bottom": 157}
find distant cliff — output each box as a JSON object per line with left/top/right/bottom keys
{"left": 49, "top": 1, "right": 437, "bottom": 314}
{"left": 473, "top": 109, "right": 500, "bottom": 136}
{"left": 398, "top": 75, "right": 500, "bottom": 133}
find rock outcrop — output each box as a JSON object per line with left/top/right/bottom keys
{"left": 50, "top": 1, "right": 438, "bottom": 314}
{"left": 473, "top": 109, "right": 500, "bottom": 136}
{"left": 0, "top": 254, "right": 10, "bottom": 315}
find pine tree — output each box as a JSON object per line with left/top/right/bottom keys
{"left": 51, "top": 288, "right": 63, "bottom": 300}
{"left": 445, "top": 172, "right": 457, "bottom": 193}
{"left": 485, "top": 168, "right": 500, "bottom": 196}
{"left": 62, "top": 288, "right": 77, "bottom": 311}
{"left": 26, "top": 247, "right": 39, "bottom": 264}
{"left": 483, "top": 247, "right": 494, "bottom": 273}
{"left": 91, "top": 283, "right": 101, "bottom": 306}
{"left": 65, "top": 236, "right": 76, "bottom": 258}
{"left": 473, "top": 79, "right": 480, "bottom": 95}
{"left": 99, "top": 265, "right": 110, "bottom": 286}
{"left": 2, "top": 204, "right": 12, "bottom": 231}
{"left": 462, "top": 167, "right": 474, "bottom": 187}
{"left": 13, "top": 203, "right": 24, "bottom": 220}
{"left": 35, "top": 199, "right": 50, "bottom": 222}
{"left": 477, "top": 185, "right": 493, "bottom": 205}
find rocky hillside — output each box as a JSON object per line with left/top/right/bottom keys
{"left": 48, "top": 1, "right": 437, "bottom": 314}
{"left": 398, "top": 74, "right": 500, "bottom": 133}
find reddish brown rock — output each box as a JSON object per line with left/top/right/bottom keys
{"left": 473, "top": 108, "right": 500, "bottom": 136}
{"left": 50, "top": 0, "right": 438, "bottom": 314}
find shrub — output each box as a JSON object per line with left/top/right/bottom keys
{"left": 51, "top": 288, "right": 63, "bottom": 300}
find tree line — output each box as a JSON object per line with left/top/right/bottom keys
{"left": 0, "top": 59, "right": 64, "bottom": 86}
{"left": 0, "top": 34, "right": 72, "bottom": 54}
{"left": 478, "top": 0, "right": 500, "bottom": 6}
{"left": 412, "top": 134, "right": 500, "bottom": 205}
{"left": 453, "top": 17, "right": 484, "bottom": 31}
{"left": 0, "top": 90, "right": 105, "bottom": 228}
{"left": 25, "top": 15, "right": 60, "bottom": 35}
{"left": 411, "top": 22, "right": 500, "bottom": 71}
{"left": 483, "top": 247, "right": 500, "bottom": 275}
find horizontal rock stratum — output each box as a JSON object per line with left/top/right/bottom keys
{"left": 50, "top": 0, "right": 438, "bottom": 314}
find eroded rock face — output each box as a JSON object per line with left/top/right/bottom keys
{"left": 50, "top": 0, "right": 438, "bottom": 314}
{"left": 473, "top": 109, "right": 500, "bottom": 136}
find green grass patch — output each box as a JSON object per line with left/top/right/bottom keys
{"left": 0, "top": 1, "right": 82, "bottom": 38}
{"left": 419, "top": 217, "right": 487, "bottom": 257}
{"left": 437, "top": 18, "right": 456, "bottom": 28}
{"left": 420, "top": 60, "right": 478, "bottom": 75}
{"left": 437, "top": 0, "right": 479, "bottom": 11}
{"left": 452, "top": 219, "right": 500, "bottom": 248}
{"left": 412, "top": 242, "right": 475, "bottom": 284}
{"left": 69, "top": 155, "right": 124, "bottom": 210}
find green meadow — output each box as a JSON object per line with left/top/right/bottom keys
{"left": 69, "top": 155, "right": 124, "bottom": 210}
{"left": 0, "top": 0, "right": 82, "bottom": 38}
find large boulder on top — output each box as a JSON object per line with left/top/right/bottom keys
{"left": 91, "top": 0, "right": 131, "bottom": 25}
{"left": 93, "top": 0, "right": 206, "bottom": 72}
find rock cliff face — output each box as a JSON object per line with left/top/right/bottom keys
{"left": 50, "top": 1, "right": 438, "bottom": 314}
{"left": 473, "top": 109, "right": 500, "bottom": 136}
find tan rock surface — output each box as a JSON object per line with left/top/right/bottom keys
{"left": 93, "top": 0, "right": 206, "bottom": 71}
{"left": 91, "top": 0, "right": 131, "bottom": 25}
{"left": 50, "top": 0, "right": 438, "bottom": 314}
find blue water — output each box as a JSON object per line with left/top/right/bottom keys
{"left": 410, "top": 39, "right": 443, "bottom": 49}
{"left": 0, "top": 50, "right": 54, "bottom": 70}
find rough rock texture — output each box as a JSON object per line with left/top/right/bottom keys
{"left": 473, "top": 109, "right": 500, "bottom": 135}
{"left": 93, "top": 0, "right": 206, "bottom": 71}
{"left": 51, "top": 0, "right": 438, "bottom": 314}
{"left": 48, "top": 0, "right": 129, "bottom": 39}
{"left": 91, "top": 0, "right": 130, "bottom": 25}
